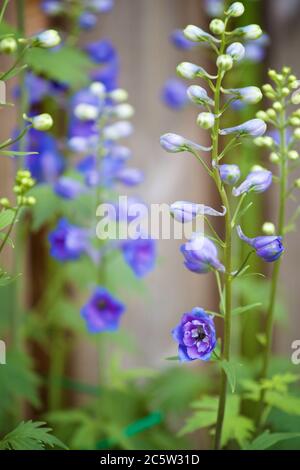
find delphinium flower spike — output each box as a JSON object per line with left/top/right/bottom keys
{"left": 160, "top": 1, "right": 280, "bottom": 450}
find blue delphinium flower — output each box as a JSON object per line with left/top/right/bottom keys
{"left": 85, "top": 39, "right": 117, "bottom": 63}
{"left": 160, "top": 133, "right": 211, "bottom": 153}
{"left": 237, "top": 226, "right": 284, "bottom": 262}
{"left": 181, "top": 235, "right": 225, "bottom": 273}
{"left": 219, "top": 118, "right": 267, "bottom": 137}
{"left": 161, "top": 78, "right": 188, "bottom": 110}
{"left": 41, "top": 0, "right": 63, "bottom": 16}
{"left": 90, "top": 0, "right": 115, "bottom": 13}
{"left": 170, "top": 29, "right": 195, "bottom": 50}
{"left": 219, "top": 164, "right": 241, "bottom": 185}
{"left": 79, "top": 11, "right": 97, "bottom": 30}
{"left": 233, "top": 169, "right": 272, "bottom": 196}
{"left": 91, "top": 60, "right": 119, "bottom": 91}
{"left": 24, "top": 129, "right": 65, "bottom": 183}
{"left": 48, "top": 218, "right": 89, "bottom": 261}
{"left": 81, "top": 287, "right": 125, "bottom": 333}
{"left": 172, "top": 307, "right": 217, "bottom": 361}
{"left": 121, "top": 238, "right": 156, "bottom": 278}
{"left": 170, "top": 201, "right": 226, "bottom": 223}
{"left": 204, "top": 0, "right": 224, "bottom": 17}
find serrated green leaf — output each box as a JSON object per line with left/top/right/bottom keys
{"left": 265, "top": 391, "right": 300, "bottom": 415}
{"left": 25, "top": 46, "right": 94, "bottom": 89}
{"left": 244, "top": 430, "right": 300, "bottom": 450}
{"left": 0, "top": 421, "right": 67, "bottom": 450}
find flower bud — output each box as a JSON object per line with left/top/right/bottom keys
{"left": 216, "top": 54, "right": 233, "bottom": 71}
{"left": 226, "top": 2, "right": 245, "bottom": 17}
{"left": 282, "top": 87, "right": 290, "bottom": 97}
{"left": 160, "top": 133, "right": 212, "bottom": 153}
{"left": 289, "top": 117, "right": 300, "bottom": 126}
{"left": 226, "top": 42, "right": 245, "bottom": 62}
{"left": 220, "top": 119, "right": 267, "bottom": 137}
{"left": 27, "top": 196, "right": 36, "bottom": 206}
{"left": 262, "top": 84, "right": 274, "bottom": 94}
{"left": 273, "top": 101, "right": 283, "bottom": 111}
{"left": 74, "top": 103, "right": 99, "bottom": 121}
{"left": 0, "top": 37, "right": 17, "bottom": 54}
{"left": 253, "top": 136, "right": 273, "bottom": 148}
{"left": 183, "top": 25, "right": 220, "bottom": 43}
{"left": 295, "top": 178, "right": 300, "bottom": 188}
{"left": 256, "top": 111, "right": 268, "bottom": 120}
{"left": 268, "top": 69, "right": 277, "bottom": 80}
{"left": 197, "top": 112, "right": 215, "bottom": 129}
{"left": 103, "top": 121, "right": 133, "bottom": 140}
{"left": 209, "top": 19, "right": 225, "bottom": 35}
{"left": 113, "top": 103, "right": 135, "bottom": 119}
{"left": 237, "top": 225, "right": 284, "bottom": 263}
{"left": 289, "top": 81, "right": 299, "bottom": 90}
{"left": 177, "top": 62, "right": 208, "bottom": 80}
{"left": 187, "top": 85, "right": 214, "bottom": 106}
{"left": 0, "top": 197, "right": 10, "bottom": 208}
{"left": 269, "top": 152, "right": 280, "bottom": 163}
{"left": 288, "top": 150, "right": 299, "bottom": 160}
{"left": 233, "top": 25, "right": 262, "bottom": 40}
{"left": 230, "top": 86, "right": 262, "bottom": 104}
{"left": 32, "top": 113, "right": 53, "bottom": 131}
{"left": 219, "top": 164, "right": 241, "bottom": 185}
{"left": 266, "top": 109, "right": 276, "bottom": 119}
{"left": 90, "top": 82, "right": 106, "bottom": 98}
{"left": 233, "top": 169, "right": 272, "bottom": 196}
{"left": 291, "top": 91, "right": 300, "bottom": 105}
{"left": 35, "top": 29, "right": 61, "bottom": 48}
{"left": 294, "top": 128, "right": 300, "bottom": 139}
{"left": 109, "top": 88, "right": 129, "bottom": 103}
{"left": 262, "top": 222, "right": 275, "bottom": 235}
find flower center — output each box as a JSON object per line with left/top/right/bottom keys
{"left": 192, "top": 325, "right": 206, "bottom": 341}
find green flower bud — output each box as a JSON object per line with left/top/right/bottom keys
{"left": 294, "top": 128, "right": 300, "bottom": 139}
{"left": 216, "top": 54, "right": 233, "bottom": 71}
{"left": 251, "top": 164, "right": 265, "bottom": 172}
{"left": 288, "top": 150, "right": 299, "bottom": 160}
{"left": 289, "top": 117, "right": 300, "bottom": 126}
{"left": 281, "top": 87, "right": 290, "bottom": 97}
{"left": 27, "top": 196, "right": 36, "bottom": 206}
{"left": 289, "top": 81, "right": 299, "bottom": 90}
{"left": 291, "top": 91, "right": 300, "bottom": 105}
{"left": 0, "top": 37, "right": 17, "bottom": 54}
{"left": 209, "top": 19, "right": 225, "bottom": 35}
{"left": 266, "top": 108, "right": 276, "bottom": 119}
{"left": 256, "top": 111, "right": 268, "bottom": 120}
{"left": 0, "top": 198, "right": 10, "bottom": 208}
{"left": 268, "top": 69, "right": 277, "bottom": 80}
{"left": 254, "top": 136, "right": 273, "bottom": 148}
{"left": 262, "top": 222, "right": 276, "bottom": 235}
{"left": 13, "top": 185, "right": 21, "bottom": 194}
{"left": 109, "top": 88, "right": 128, "bottom": 103}
{"left": 295, "top": 178, "right": 300, "bottom": 188}
{"left": 273, "top": 101, "right": 283, "bottom": 111}
{"left": 269, "top": 152, "right": 280, "bottom": 163}
{"left": 196, "top": 112, "right": 215, "bottom": 129}
{"left": 288, "top": 74, "right": 297, "bottom": 82}
{"left": 262, "top": 83, "right": 274, "bottom": 94}
{"left": 226, "top": 2, "right": 245, "bottom": 17}
{"left": 282, "top": 66, "right": 291, "bottom": 75}
{"left": 32, "top": 113, "right": 53, "bottom": 131}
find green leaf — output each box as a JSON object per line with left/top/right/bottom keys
{"left": 244, "top": 430, "right": 300, "bottom": 450}
{"left": 29, "top": 184, "right": 60, "bottom": 231}
{"left": 165, "top": 356, "right": 180, "bottom": 361}
{"left": 220, "top": 359, "right": 237, "bottom": 393}
{"left": 0, "top": 209, "right": 15, "bottom": 230}
{"left": 0, "top": 421, "right": 67, "bottom": 450}
{"left": 0, "top": 150, "right": 37, "bottom": 157}
{"left": 25, "top": 46, "right": 94, "bottom": 89}
{"left": 232, "top": 302, "right": 262, "bottom": 316}
{"left": 265, "top": 391, "right": 300, "bottom": 416}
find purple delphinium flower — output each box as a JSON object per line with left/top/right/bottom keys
{"left": 233, "top": 169, "right": 272, "bottom": 196}
{"left": 170, "top": 29, "right": 195, "bottom": 50}
{"left": 170, "top": 201, "right": 226, "bottom": 223}
{"left": 160, "top": 133, "right": 212, "bottom": 153}
{"left": 204, "top": 0, "right": 224, "bottom": 17}
{"left": 121, "top": 237, "right": 156, "bottom": 278}
{"left": 81, "top": 287, "right": 125, "bottom": 333}
{"left": 41, "top": 0, "right": 63, "bottom": 15}
{"left": 91, "top": 59, "right": 119, "bottom": 91}
{"left": 48, "top": 218, "right": 89, "bottom": 262}
{"left": 172, "top": 307, "right": 217, "bottom": 362}
{"left": 115, "top": 167, "right": 144, "bottom": 186}
{"left": 78, "top": 11, "right": 97, "bottom": 30}
{"left": 90, "top": 0, "right": 114, "bottom": 13}
{"left": 24, "top": 129, "right": 65, "bottom": 183}
{"left": 181, "top": 235, "right": 225, "bottom": 274}
{"left": 54, "top": 177, "right": 86, "bottom": 199}
{"left": 219, "top": 164, "right": 241, "bottom": 185}
{"left": 85, "top": 39, "right": 117, "bottom": 63}
{"left": 219, "top": 118, "right": 267, "bottom": 137}
{"left": 161, "top": 78, "right": 188, "bottom": 110}
{"left": 237, "top": 226, "right": 284, "bottom": 262}
{"left": 244, "top": 35, "right": 269, "bottom": 63}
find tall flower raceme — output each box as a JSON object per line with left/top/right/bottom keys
{"left": 160, "top": 2, "right": 284, "bottom": 450}
{"left": 248, "top": 67, "right": 300, "bottom": 427}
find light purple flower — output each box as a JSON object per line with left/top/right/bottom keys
{"left": 121, "top": 237, "right": 156, "bottom": 278}
{"left": 172, "top": 307, "right": 217, "bottom": 362}
{"left": 160, "top": 133, "right": 211, "bottom": 153}
{"left": 219, "top": 164, "right": 241, "bottom": 185}
{"left": 233, "top": 169, "right": 272, "bottom": 196}
{"left": 49, "top": 218, "right": 89, "bottom": 262}
{"left": 181, "top": 235, "right": 225, "bottom": 274}
{"left": 161, "top": 78, "right": 188, "bottom": 110}
{"left": 237, "top": 226, "right": 284, "bottom": 262}
{"left": 81, "top": 287, "right": 125, "bottom": 333}
{"left": 115, "top": 167, "right": 144, "bottom": 186}
{"left": 170, "top": 29, "right": 195, "bottom": 50}
{"left": 226, "top": 42, "right": 245, "bottom": 62}
{"left": 170, "top": 201, "right": 226, "bottom": 223}
{"left": 187, "top": 85, "right": 214, "bottom": 107}
{"left": 54, "top": 177, "right": 86, "bottom": 199}
{"left": 220, "top": 119, "right": 267, "bottom": 137}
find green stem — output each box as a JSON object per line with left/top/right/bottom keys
{"left": 210, "top": 24, "right": 233, "bottom": 451}
{"left": 0, "top": 0, "right": 10, "bottom": 24}
{"left": 255, "top": 104, "right": 287, "bottom": 428}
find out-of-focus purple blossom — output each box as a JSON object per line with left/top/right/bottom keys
{"left": 160, "top": 133, "right": 212, "bottom": 153}
{"left": 88, "top": 0, "right": 114, "bottom": 13}
{"left": 68, "top": 119, "right": 99, "bottom": 152}
{"left": 233, "top": 169, "right": 272, "bottom": 196}
{"left": 91, "top": 59, "right": 119, "bottom": 91}
{"left": 81, "top": 287, "right": 125, "bottom": 333}
{"left": 121, "top": 237, "right": 156, "bottom": 277}
{"left": 244, "top": 34, "right": 269, "bottom": 63}
{"left": 103, "top": 121, "right": 133, "bottom": 140}
{"left": 107, "top": 145, "right": 132, "bottom": 161}
{"left": 54, "top": 177, "right": 86, "bottom": 199}
{"left": 172, "top": 307, "right": 217, "bottom": 362}
{"left": 71, "top": 88, "right": 103, "bottom": 115}
{"left": 181, "top": 235, "right": 225, "bottom": 274}
{"left": 204, "top": 0, "right": 224, "bottom": 17}
{"left": 115, "top": 167, "right": 144, "bottom": 186}
{"left": 219, "top": 164, "right": 240, "bottom": 185}
{"left": 23, "top": 129, "right": 65, "bottom": 183}
{"left": 79, "top": 11, "right": 97, "bottom": 30}
{"left": 85, "top": 39, "right": 117, "bottom": 63}
{"left": 219, "top": 119, "right": 267, "bottom": 137}
{"left": 170, "top": 29, "right": 195, "bottom": 50}
{"left": 23, "top": 72, "right": 50, "bottom": 105}
{"left": 41, "top": 0, "right": 63, "bottom": 15}
{"left": 268, "top": 128, "right": 292, "bottom": 146}
{"left": 237, "top": 226, "right": 284, "bottom": 262}
{"left": 161, "top": 78, "right": 188, "bottom": 110}
{"left": 49, "top": 218, "right": 89, "bottom": 261}
{"left": 170, "top": 201, "right": 226, "bottom": 223}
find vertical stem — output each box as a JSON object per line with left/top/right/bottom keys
{"left": 256, "top": 104, "right": 287, "bottom": 428}
{"left": 211, "top": 26, "right": 233, "bottom": 450}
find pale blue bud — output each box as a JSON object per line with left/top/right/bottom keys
{"left": 226, "top": 2, "right": 245, "bottom": 17}
{"left": 228, "top": 86, "right": 263, "bottom": 104}
{"left": 160, "top": 133, "right": 212, "bottom": 153}
{"left": 177, "top": 62, "right": 211, "bottom": 80}
{"left": 183, "top": 25, "right": 220, "bottom": 43}
{"left": 187, "top": 85, "right": 214, "bottom": 107}
{"left": 226, "top": 42, "right": 245, "bottom": 61}
{"left": 170, "top": 201, "right": 226, "bottom": 223}
{"left": 233, "top": 25, "right": 263, "bottom": 40}
{"left": 220, "top": 118, "right": 267, "bottom": 137}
